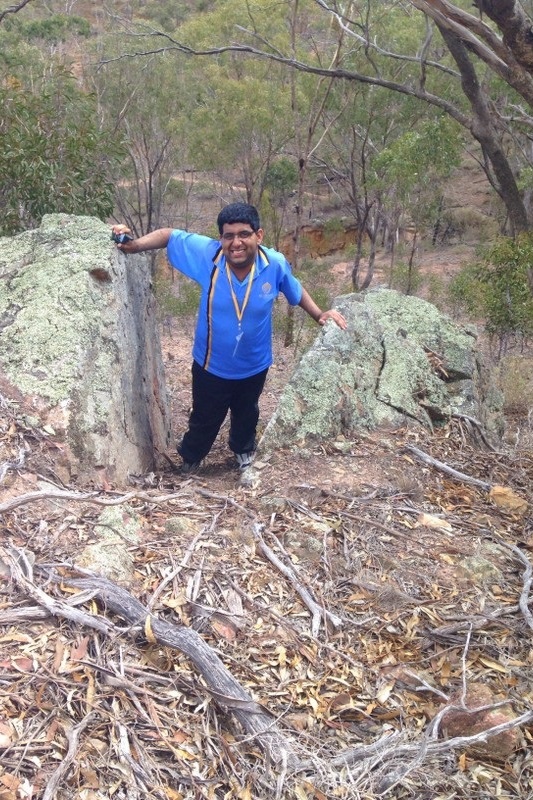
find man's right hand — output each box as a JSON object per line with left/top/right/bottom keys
{"left": 111, "top": 226, "right": 174, "bottom": 253}
{"left": 111, "top": 225, "right": 137, "bottom": 252}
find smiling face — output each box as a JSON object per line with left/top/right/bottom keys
{"left": 220, "top": 223, "right": 264, "bottom": 273}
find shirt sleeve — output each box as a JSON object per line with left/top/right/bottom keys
{"left": 166, "top": 230, "right": 219, "bottom": 286}
{"left": 275, "top": 252, "right": 303, "bottom": 306}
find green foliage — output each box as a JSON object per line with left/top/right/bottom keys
{"left": 323, "top": 217, "right": 345, "bottom": 235}
{"left": 448, "top": 235, "right": 533, "bottom": 343}
{"left": 154, "top": 271, "right": 201, "bottom": 318}
{"left": 498, "top": 355, "right": 533, "bottom": 416}
{"left": 425, "top": 274, "right": 447, "bottom": 309}
{"left": 6, "top": 13, "right": 91, "bottom": 42}
{"left": 373, "top": 117, "right": 462, "bottom": 222}
{"left": 295, "top": 258, "right": 333, "bottom": 318}
{"left": 0, "top": 68, "right": 117, "bottom": 236}
{"left": 264, "top": 159, "right": 298, "bottom": 200}
{"left": 132, "top": 0, "right": 217, "bottom": 30}
{"left": 389, "top": 260, "right": 423, "bottom": 295}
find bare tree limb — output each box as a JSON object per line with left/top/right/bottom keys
{"left": 0, "top": 487, "right": 191, "bottom": 515}
{"left": 495, "top": 539, "right": 533, "bottom": 630}
{"left": 0, "top": 0, "right": 34, "bottom": 24}
{"left": 403, "top": 444, "right": 492, "bottom": 490}
{"left": 0, "top": 547, "right": 296, "bottom": 766}
{"left": 42, "top": 712, "right": 98, "bottom": 800}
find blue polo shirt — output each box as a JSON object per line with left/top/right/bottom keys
{"left": 166, "top": 230, "right": 303, "bottom": 379}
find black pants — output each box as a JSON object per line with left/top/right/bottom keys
{"left": 178, "top": 361, "right": 268, "bottom": 463}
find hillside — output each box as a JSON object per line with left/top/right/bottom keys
{"left": 2, "top": 5, "right": 533, "bottom": 793}
{"left": 1, "top": 214, "right": 533, "bottom": 799}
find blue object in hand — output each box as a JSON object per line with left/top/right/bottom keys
{"left": 111, "top": 232, "right": 133, "bottom": 244}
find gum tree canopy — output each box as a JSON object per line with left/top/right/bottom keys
{"left": 125, "top": 0, "right": 533, "bottom": 238}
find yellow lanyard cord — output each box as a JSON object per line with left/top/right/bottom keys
{"left": 225, "top": 262, "right": 255, "bottom": 324}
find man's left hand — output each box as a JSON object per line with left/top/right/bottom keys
{"left": 318, "top": 310, "right": 347, "bottom": 330}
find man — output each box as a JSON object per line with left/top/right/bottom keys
{"left": 112, "top": 202, "right": 346, "bottom": 475}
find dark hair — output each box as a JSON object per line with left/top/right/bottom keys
{"left": 217, "top": 202, "right": 261, "bottom": 234}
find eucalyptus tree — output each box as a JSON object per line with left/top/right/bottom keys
{"left": 313, "top": 0, "right": 533, "bottom": 237}
{"left": 119, "top": 0, "right": 533, "bottom": 246}
{"left": 0, "top": 29, "right": 115, "bottom": 236}
{"left": 91, "top": 47, "right": 196, "bottom": 239}
{"left": 307, "top": 5, "right": 463, "bottom": 289}
{"left": 174, "top": 0, "right": 296, "bottom": 215}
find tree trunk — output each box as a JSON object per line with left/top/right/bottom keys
{"left": 476, "top": 0, "right": 533, "bottom": 71}
{"left": 438, "top": 24, "right": 529, "bottom": 235}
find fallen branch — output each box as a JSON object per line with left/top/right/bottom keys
{"left": 0, "top": 487, "right": 192, "bottom": 515}
{"left": 0, "top": 547, "right": 120, "bottom": 635}
{"left": 252, "top": 523, "right": 343, "bottom": 637}
{"left": 1, "top": 547, "right": 295, "bottom": 767}
{"left": 296, "top": 707, "right": 533, "bottom": 775}
{"left": 403, "top": 444, "right": 491, "bottom": 491}
{"left": 42, "top": 713, "right": 98, "bottom": 800}
{"left": 496, "top": 539, "right": 533, "bottom": 631}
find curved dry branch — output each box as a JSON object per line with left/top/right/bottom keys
{"left": 0, "top": 547, "right": 295, "bottom": 767}
{"left": 99, "top": 31, "right": 472, "bottom": 129}
{"left": 42, "top": 713, "right": 98, "bottom": 800}
{"left": 496, "top": 539, "right": 533, "bottom": 630}
{"left": 0, "top": 0, "right": 34, "bottom": 24}
{"left": 252, "top": 523, "right": 343, "bottom": 637}
{"left": 0, "top": 487, "right": 195, "bottom": 515}
{"left": 403, "top": 444, "right": 492, "bottom": 490}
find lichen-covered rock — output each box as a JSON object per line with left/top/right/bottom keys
{"left": 0, "top": 214, "right": 171, "bottom": 483}
{"left": 260, "top": 288, "right": 503, "bottom": 451}
{"left": 77, "top": 505, "right": 143, "bottom": 584}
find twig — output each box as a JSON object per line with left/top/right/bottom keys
{"left": 42, "top": 712, "right": 97, "bottom": 800}
{"left": 403, "top": 444, "right": 492, "bottom": 490}
{"left": 497, "top": 540, "right": 533, "bottom": 630}
{"left": 252, "top": 523, "right": 343, "bottom": 637}
{"left": 0, "top": 447, "right": 26, "bottom": 484}
{"left": 451, "top": 413, "right": 497, "bottom": 451}
{"left": 146, "top": 527, "right": 205, "bottom": 610}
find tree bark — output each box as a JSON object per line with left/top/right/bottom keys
{"left": 476, "top": 0, "right": 533, "bottom": 71}
{"left": 62, "top": 574, "right": 296, "bottom": 765}
{"left": 438, "top": 24, "right": 529, "bottom": 235}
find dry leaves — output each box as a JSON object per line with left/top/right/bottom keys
{"left": 1, "top": 403, "right": 533, "bottom": 798}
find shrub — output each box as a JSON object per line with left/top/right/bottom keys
{"left": 448, "top": 234, "right": 533, "bottom": 352}
{"left": 498, "top": 355, "right": 533, "bottom": 416}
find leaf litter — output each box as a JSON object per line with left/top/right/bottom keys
{"left": 1, "top": 348, "right": 533, "bottom": 799}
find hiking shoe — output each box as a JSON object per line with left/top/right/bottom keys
{"left": 235, "top": 452, "right": 254, "bottom": 471}
{"left": 180, "top": 460, "right": 202, "bottom": 476}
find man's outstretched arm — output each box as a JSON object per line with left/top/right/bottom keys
{"left": 111, "top": 225, "right": 174, "bottom": 254}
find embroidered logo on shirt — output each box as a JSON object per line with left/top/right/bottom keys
{"left": 261, "top": 282, "right": 272, "bottom": 296}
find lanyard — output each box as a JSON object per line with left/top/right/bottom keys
{"left": 225, "top": 262, "right": 255, "bottom": 326}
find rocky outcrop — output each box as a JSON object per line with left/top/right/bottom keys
{"left": 260, "top": 288, "right": 503, "bottom": 451}
{"left": 280, "top": 221, "right": 359, "bottom": 262}
{"left": 0, "top": 214, "right": 172, "bottom": 484}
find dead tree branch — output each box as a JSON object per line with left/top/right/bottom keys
{"left": 42, "top": 713, "right": 98, "bottom": 800}
{"left": 252, "top": 523, "right": 343, "bottom": 637}
{"left": 0, "top": 546, "right": 295, "bottom": 767}
{"left": 403, "top": 444, "right": 492, "bottom": 490}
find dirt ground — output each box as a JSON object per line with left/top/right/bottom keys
{"left": 2, "top": 245, "right": 533, "bottom": 799}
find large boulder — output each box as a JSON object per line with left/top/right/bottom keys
{"left": 0, "top": 214, "right": 172, "bottom": 484}
{"left": 260, "top": 288, "right": 503, "bottom": 451}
